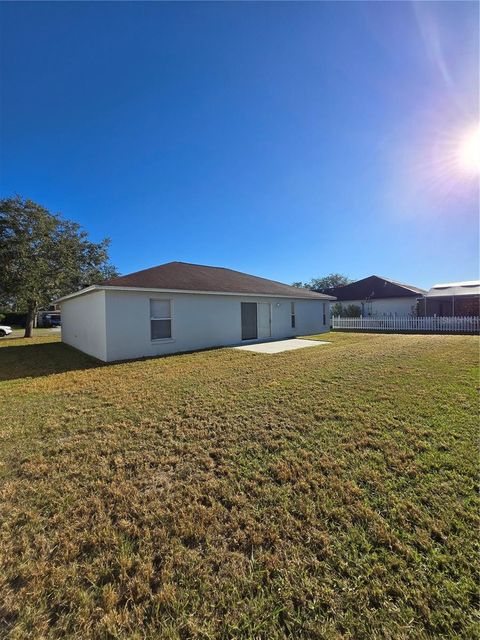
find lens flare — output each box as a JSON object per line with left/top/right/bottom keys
{"left": 457, "top": 125, "right": 480, "bottom": 174}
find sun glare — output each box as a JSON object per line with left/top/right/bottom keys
{"left": 457, "top": 125, "right": 480, "bottom": 174}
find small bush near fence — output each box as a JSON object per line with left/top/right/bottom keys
{"left": 331, "top": 302, "right": 361, "bottom": 317}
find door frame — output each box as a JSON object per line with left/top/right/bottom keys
{"left": 241, "top": 301, "right": 272, "bottom": 341}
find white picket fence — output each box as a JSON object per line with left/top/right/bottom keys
{"left": 331, "top": 315, "right": 480, "bottom": 334}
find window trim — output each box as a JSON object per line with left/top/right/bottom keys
{"left": 291, "top": 302, "right": 296, "bottom": 329}
{"left": 323, "top": 302, "right": 327, "bottom": 325}
{"left": 150, "top": 298, "right": 174, "bottom": 342}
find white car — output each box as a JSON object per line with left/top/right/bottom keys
{"left": 0, "top": 325, "right": 12, "bottom": 337}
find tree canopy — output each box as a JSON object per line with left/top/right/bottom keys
{"left": 292, "top": 273, "right": 352, "bottom": 292}
{"left": 0, "top": 196, "right": 119, "bottom": 336}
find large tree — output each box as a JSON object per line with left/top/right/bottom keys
{"left": 308, "top": 273, "right": 351, "bottom": 292}
{"left": 0, "top": 196, "right": 119, "bottom": 337}
{"left": 291, "top": 273, "right": 352, "bottom": 292}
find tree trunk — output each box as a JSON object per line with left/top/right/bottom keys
{"left": 24, "top": 302, "right": 37, "bottom": 338}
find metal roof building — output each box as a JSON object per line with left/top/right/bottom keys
{"left": 424, "top": 281, "right": 480, "bottom": 317}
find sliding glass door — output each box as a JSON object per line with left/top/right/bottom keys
{"left": 241, "top": 302, "right": 257, "bottom": 340}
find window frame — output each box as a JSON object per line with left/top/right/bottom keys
{"left": 291, "top": 302, "right": 296, "bottom": 329}
{"left": 323, "top": 302, "right": 327, "bottom": 325}
{"left": 150, "top": 298, "right": 174, "bottom": 342}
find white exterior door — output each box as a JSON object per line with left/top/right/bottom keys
{"left": 257, "top": 303, "right": 271, "bottom": 339}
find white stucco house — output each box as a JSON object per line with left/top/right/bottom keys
{"left": 57, "top": 262, "right": 335, "bottom": 362}
{"left": 328, "top": 275, "right": 426, "bottom": 317}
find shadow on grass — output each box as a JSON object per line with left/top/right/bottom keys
{"left": 0, "top": 341, "right": 103, "bottom": 382}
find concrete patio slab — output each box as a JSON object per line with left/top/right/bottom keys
{"left": 233, "top": 338, "right": 330, "bottom": 354}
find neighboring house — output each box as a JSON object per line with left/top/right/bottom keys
{"left": 423, "top": 281, "right": 480, "bottom": 317}
{"left": 57, "top": 261, "right": 335, "bottom": 362}
{"left": 328, "top": 275, "right": 426, "bottom": 317}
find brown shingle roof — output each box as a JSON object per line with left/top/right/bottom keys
{"left": 101, "top": 262, "right": 334, "bottom": 300}
{"left": 327, "top": 275, "right": 427, "bottom": 301}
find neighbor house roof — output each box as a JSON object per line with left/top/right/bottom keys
{"left": 426, "top": 280, "right": 480, "bottom": 298}
{"left": 327, "top": 275, "right": 427, "bottom": 301}
{"left": 57, "top": 262, "right": 336, "bottom": 302}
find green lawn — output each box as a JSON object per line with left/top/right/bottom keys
{"left": 2, "top": 327, "right": 62, "bottom": 340}
{"left": 0, "top": 332, "right": 478, "bottom": 639}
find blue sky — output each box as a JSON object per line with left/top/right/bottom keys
{"left": 0, "top": 1, "right": 478, "bottom": 289}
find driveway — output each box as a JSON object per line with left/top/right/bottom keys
{"left": 233, "top": 338, "right": 330, "bottom": 354}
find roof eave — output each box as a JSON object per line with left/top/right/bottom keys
{"left": 55, "top": 285, "right": 100, "bottom": 304}
{"left": 57, "top": 285, "right": 336, "bottom": 302}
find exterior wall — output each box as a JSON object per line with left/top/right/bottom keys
{"left": 60, "top": 290, "right": 107, "bottom": 360}
{"left": 335, "top": 297, "right": 420, "bottom": 317}
{"left": 102, "top": 290, "right": 329, "bottom": 362}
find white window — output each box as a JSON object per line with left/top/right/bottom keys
{"left": 150, "top": 299, "right": 172, "bottom": 340}
{"left": 291, "top": 302, "right": 296, "bottom": 328}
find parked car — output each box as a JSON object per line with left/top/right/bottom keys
{"left": 0, "top": 325, "right": 12, "bottom": 337}
{"left": 44, "top": 314, "right": 61, "bottom": 327}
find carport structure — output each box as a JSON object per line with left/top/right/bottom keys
{"left": 424, "top": 281, "right": 480, "bottom": 317}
